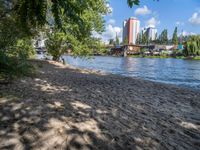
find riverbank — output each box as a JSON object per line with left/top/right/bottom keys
{"left": 129, "top": 55, "right": 200, "bottom": 60}
{"left": 117, "top": 55, "right": 200, "bottom": 60}
{"left": 0, "top": 60, "right": 200, "bottom": 149}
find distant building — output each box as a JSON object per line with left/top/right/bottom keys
{"left": 123, "top": 44, "right": 141, "bottom": 55}
{"left": 155, "top": 45, "right": 175, "bottom": 51}
{"left": 123, "top": 20, "right": 128, "bottom": 42}
{"left": 36, "top": 39, "right": 45, "bottom": 48}
{"left": 146, "top": 27, "right": 157, "bottom": 41}
{"left": 33, "top": 32, "right": 47, "bottom": 53}
{"left": 110, "top": 44, "right": 141, "bottom": 56}
{"left": 123, "top": 17, "right": 140, "bottom": 44}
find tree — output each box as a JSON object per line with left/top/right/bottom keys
{"left": 1, "top": 0, "right": 155, "bottom": 56}
{"left": 155, "top": 33, "right": 157, "bottom": 41}
{"left": 164, "top": 30, "right": 168, "bottom": 44}
{"left": 142, "top": 31, "right": 148, "bottom": 45}
{"left": 136, "top": 34, "right": 141, "bottom": 45}
{"left": 1, "top": 0, "right": 159, "bottom": 79}
{"left": 127, "top": 0, "right": 140, "bottom": 7}
{"left": 0, "top": 1, "right": 37, "bottom": 79}
{"left": 172, "top": 27, "right": 178, "bottom": 45}
{"left": 1, "top": 0, "right": 157, "bottom": 29}
{"left": 127, "top": 0, "right": 159, "bottom": 8}
{"left": 0, "top": 0, "right": 156, "bottom": 56}
{"left": 160, "top": 29, "right": 168, "bottom": 44}
{"left": 115, "top": 34, "right": 120, "bottom": 45}
{"left": 123, "top": 37, "right": 128, "bottom": 45}
{"left": 184, "top": 35, "right": 200, "bottom": 56}
{"left": 1, "top": 0, "right": 109, "bottom": 54}
{"left": 109, "top": 39, "right": 115, "bottom": 45}
{"left": 1, "top": 0, "right": 108, "bottom": 42}
{"left": 45, "top": 32, "right": 67, "bottom": 61}
{"left": 88, "top": 38, "right": 108, "bottom": 55}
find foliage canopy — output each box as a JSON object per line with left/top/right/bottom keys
{"left": 0, "top": 0, "right": 155, "bottom": 79}
{"left": 184, "top": 36, "right": 200, "bottom": 56}
{"left": 172, "top": 27, "right": 178, "bottom": 45}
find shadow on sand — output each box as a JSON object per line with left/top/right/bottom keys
{"left": 0, "top": 60, "right": 200, "bottom": 150}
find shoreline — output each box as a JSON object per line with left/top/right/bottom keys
{"left": 128, "top": 55, "right": 200, "bottom": 60}
{"left": 65, "top": 53, "right": 200, "bottom": 60}
{"left": 63, "top": 56, "right": 200, "bottom": 91}
{"left": 85, "top": 54, "right": 200, "bottom": 60}
{"left": 0, "top": 60, "right": 200, "bottom": 149}
{"left": 69, "top": 64, "right": 198, "bottom": 92}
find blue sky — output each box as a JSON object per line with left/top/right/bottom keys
{"left": 97, "top": 0, "right": 200, "bottom": 43}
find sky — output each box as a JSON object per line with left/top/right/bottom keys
{"left": 95, "top": 0, "right": 200, "bottom": 43}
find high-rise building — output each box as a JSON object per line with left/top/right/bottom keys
{"left": 123, "top": 17, "right": 140, "bottom": 44}
{"left": 146, "top": 27, "right": 157, "bottom": 41}
{"left": 123, "top": 20, "right": 128, "bottom": 42}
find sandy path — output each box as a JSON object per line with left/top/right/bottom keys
{"left": 0, "top": 60, "right": 200, "bottom": 150}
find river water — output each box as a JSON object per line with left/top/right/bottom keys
{"left": 64, "top": 56, "right": 200, "bottom": 90}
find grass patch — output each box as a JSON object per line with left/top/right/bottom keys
{"left": 174, "top": 56, "right": 185, "bottom": 59}
{"left": 0, "top": 54, "right": 36, "bottom": 82}
{"left": 193, "top": 56, "right": 200, "bottom": 60}
{"left": 129, "top": 55, "right": 170, "bottom": 59}
{"left": 129, "top": 55, "right": 143, "bottom": 58}
{"left": 129, "top": 55, "right": 200, "bottom": 60}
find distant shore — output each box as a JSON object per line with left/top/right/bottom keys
{"left": 93, "top": 53, "right": 200, "bottom": 60}
{"left": 129, "top": 55, "right": 200, "bottom": 60}
{"left": 0, "top": 60, "right": 200, "bottom": 149}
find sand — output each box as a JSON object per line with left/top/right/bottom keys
{"left": 0, "top": 60, "right": 200, "bottom": 150}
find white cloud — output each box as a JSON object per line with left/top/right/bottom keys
{"left": 92, "top": 24, "right": 122, "bottom": 44}
{"left": 145, "top": 17, "right": 160, "bottom": 27}
{"left": 176, "top": 21, "right": 184, "bottom": 26}
{"left": 102, "top": 25, "right": 122, "bottom": 42}
{"left": 108, "top": 19, "right": 115, "bottom": 25}
{"left": 135, "top": 5, "right": 151, "bottom": 16}
{"left": 190, "top": 32, "right": 197, "bottom": 35}
{"left": 189, "top": 12, "right": 200, "bottom": 25}
{"left": 181, "top": 31, "right": 196, "bottom": 36}
{"left": 140, "top": 26, "right": 145, "bottom": 31}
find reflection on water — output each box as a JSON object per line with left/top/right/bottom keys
{"left": 64, "top": 56, "right": 200, "bottom": 90}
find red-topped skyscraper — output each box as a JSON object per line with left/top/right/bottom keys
{"left": 123, "top": 17, "right": 140, "bottom": 45}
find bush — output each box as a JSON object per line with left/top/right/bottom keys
{"left": 0, "top": 51, "right": 35, "bottom": 81}
{"left": 184, "top": 35, "right": 200, "bottom": 56}
{"left": 12, "top": 39, "right": 35, "bottom": 59}
{"left": 0, "top": 39, "right": 36, "bottom": 81}
{"left": 171, "top": 50, "right": 183, "bottom": 57}
{"left": 45, "top": 32, "right": 67, "bottom": 61}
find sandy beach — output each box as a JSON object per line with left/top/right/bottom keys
{"left": 0, "top": 60, "right": 200, "bottom": 150}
